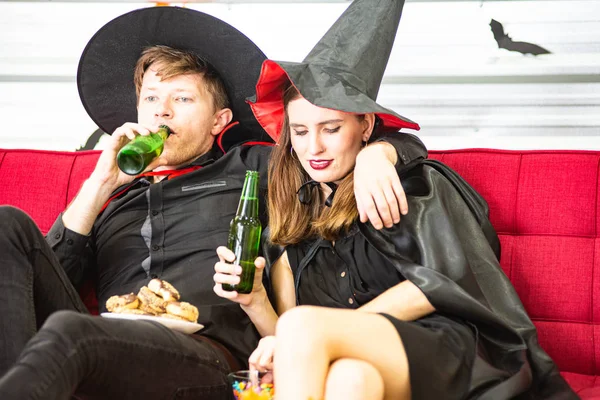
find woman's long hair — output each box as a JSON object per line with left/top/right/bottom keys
{"left": 268, "top": 86, "right": 365, "bottom": 245}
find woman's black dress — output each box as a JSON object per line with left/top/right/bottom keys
{"left": 286, "top": 223, "right": 504, "bottom": 399}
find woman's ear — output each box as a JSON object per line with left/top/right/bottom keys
{"left": 362, "top": 113, "right": 376, "bottom": 142}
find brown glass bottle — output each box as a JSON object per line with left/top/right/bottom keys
{"left": 222, "top": 171, "right": 262, "bottom": 294}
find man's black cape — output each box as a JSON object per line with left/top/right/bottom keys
{"left": 358, "top": 160, "right": 578, "bottom": 399}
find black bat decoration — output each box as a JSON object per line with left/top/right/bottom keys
{"left": 490, "top": 19, "right": 551, "bottom": 56}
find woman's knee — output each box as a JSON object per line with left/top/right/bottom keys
{"left": 325, "top": 358, "right": 384, "bottom": 400}
{"left": 275, "top": 306, "right": 340, "bottom": 359}
{"left": 276, "top": 306, "right": 327, "bottom": 341}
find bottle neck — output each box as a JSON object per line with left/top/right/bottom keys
{"left": 156, "top": 125, "right": 171, "bottom": 141}
{"left": 236, "top": 172, "right": 259, "bottom": 217}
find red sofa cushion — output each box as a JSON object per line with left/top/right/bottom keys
{"left": 0, "top": 149, "right": 100, "bottom": 234}
{"left": 430, "top": 149, "right": 600, "bottom": 398}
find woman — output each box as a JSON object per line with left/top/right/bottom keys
{"left": 214, "top": 0, "right": 574, "bottom": 398}
{"left": 229, "top": 84, "right": 462, "bottom": 400}
{"left": 217, "top": 84, "right": 493, "bottom": 400}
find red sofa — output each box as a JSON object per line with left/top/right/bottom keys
{"left": 1, "top": 147, "right": 598, "bottom": 398}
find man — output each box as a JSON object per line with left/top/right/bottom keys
{"left": 0, "top": 6, "right": 427, "bottom": 399}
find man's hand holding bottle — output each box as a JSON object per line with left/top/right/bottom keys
{"left": 90, "top": 122, "right": 168, "bottom": 190}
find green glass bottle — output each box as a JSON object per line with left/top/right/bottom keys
{"left": 222, "top": 170, "right": 262, "bottom": 294}
{"left": 116, "top": 125, "right": 171, "bottom": 175}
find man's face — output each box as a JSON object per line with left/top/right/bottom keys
{"left": 137, "top": 63, "right": 221, "bottom": 170}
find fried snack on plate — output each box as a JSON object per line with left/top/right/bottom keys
{"left": 105, "top": 281, "right": 200, "bottom": 326}
{"left": 148, "top": 278, "right": 181, "bottom": 302}
{"left": 106, "top": 293, "right": 139, "bottom": 312}
{"left": 165, "top": 301, "right": 199, "bottom": 323}
{"left": 137, "top": 286, "right": 167, "bottom": 314}
{"left": 137, "top": 302, "right": 160, "bottom": 316}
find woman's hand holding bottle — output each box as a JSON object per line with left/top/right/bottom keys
{"left": 213, "top": 246, "right": 269, "bottom": 310}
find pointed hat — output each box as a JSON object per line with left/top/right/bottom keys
{"left": 248, "top": 0, "right": 419, "bottom": 141}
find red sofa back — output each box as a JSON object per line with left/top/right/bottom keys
{"left": 0, "top": 149, "right": 100, "bottom": 234}
{"left": 429, "top": 149, "right": 599, "bottom": 397}
{"left": 1, "top": 147, "right": 599, "bottom": 397}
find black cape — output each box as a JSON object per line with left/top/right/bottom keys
{"left": 358, "top": 160, "right": 578, "bottom": 399}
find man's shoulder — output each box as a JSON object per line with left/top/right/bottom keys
{"left": 218, "top": 122, "right": 274, "bottom": 153}
{"left": 188, "top": 142, "right": 272, "bottom": 180}
{"left": 232, "top": 141, "right": 274, "bottom": 153}
{"left": 226, "top": 141, "right": 274, "bottom": 167}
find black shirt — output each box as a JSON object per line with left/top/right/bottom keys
{"left": 47, "top": 142, "right": 271, "bottom": 366}
{"left": 287, "top": 224, "right": 405, "bottom": 308}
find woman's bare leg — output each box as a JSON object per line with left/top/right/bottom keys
{"left": 324, "top": 358, "right": 384, "bottom": 400}
{"left": 274, "top": 306, "right": 410, "bottom": 400}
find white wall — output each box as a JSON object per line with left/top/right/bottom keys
{"left": 1, "top": 1, "right": 599, "bottom": 151}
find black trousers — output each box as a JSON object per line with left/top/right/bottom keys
{"left": 0, "top": 206, "right": 233, "bottom": 399}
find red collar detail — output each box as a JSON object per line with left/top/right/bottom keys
{"left": 99, "top": 166, "right": 203, "bottom": 213}
{"left": 242, "top": 141, "right": 275, "bottom": 147}
{"left": 99, "top": 183, "right": 136, "bottom": 213}
{"left": 216, "top": 121, "right": 240, "bottom": 153}
{"left": 140, "top": 166, "right": 203, "bottom": 180}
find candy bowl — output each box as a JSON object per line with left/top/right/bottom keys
{"left": 228, "top": 370, "right": 275, "bottom": 400}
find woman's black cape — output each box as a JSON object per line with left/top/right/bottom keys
{"left": 358, "top": 160, "right": 578, "bottom": 399}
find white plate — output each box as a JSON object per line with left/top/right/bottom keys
{"left": 100, "top": 312, "right": 204, "bottom": 334}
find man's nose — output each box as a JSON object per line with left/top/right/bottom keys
{"left": 154, "top": 99, "right": 172, "bottom": 118}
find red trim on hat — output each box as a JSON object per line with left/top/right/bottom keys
{"left": 216, "top": 121, "right": 240, "bottom": 154}
{"left": 247, "top": 60, "right": 290, "bottom": 142}
{"left": 248, "top": 60, "right": 420, "bottom": 141}
{"left": 377, "top": 113, "right": 421, "bottom": 132}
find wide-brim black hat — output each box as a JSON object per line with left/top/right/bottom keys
{"left": 78, "top": 6, "right": 271, "bottom": 143}
{"left": 247, "top": 0, "right": 420, "bottom": 141}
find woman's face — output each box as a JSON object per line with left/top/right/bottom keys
{"left": 287, "top": 97, "right": 372, "bottom": 184}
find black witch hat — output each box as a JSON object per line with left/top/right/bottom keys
{"left": 77, "top": 6, "right": 272, "bottom": 145}
{"left": 247, "top": 0, "right": 420, "bottom": 141}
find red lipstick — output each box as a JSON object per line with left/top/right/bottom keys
{"left": 309, "top": 160, "right": 332, "bottom": 170}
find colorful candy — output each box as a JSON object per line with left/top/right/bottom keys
{"left": 231, "top": 379, "right": 275, "bottom": 400}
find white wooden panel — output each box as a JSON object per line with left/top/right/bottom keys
{"left": 0, "top": 82, "right": 98, "bottom": 150}
{"left": 1, "top": 1, "right": 599, "bottom": 151}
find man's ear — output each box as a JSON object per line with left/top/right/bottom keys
{"left": 211, "top": 108, "right": 234, "bottom": 136}
{"left": 362, "top": 113, "right": 376, "bottom": 142}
